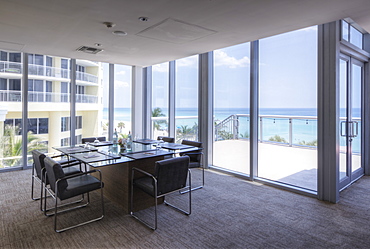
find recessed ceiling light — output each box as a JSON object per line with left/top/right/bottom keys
{"left": 103, "top": 22, "right": 115, "bottom": 28}
{"left": 112, "top": 30, "right": 127, "bottom": 36}
{"left": 94, "top": 43, "right": 102, "bottom": 47}
{"left": 138, "top": 17, "right": 149, "bottom": 22}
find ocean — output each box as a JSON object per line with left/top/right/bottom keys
{"left": 103, "top": 107, "right": 361, "bottom": 153}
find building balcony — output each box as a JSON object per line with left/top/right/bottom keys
{"left": 0, "top": 90, "right": 98, "bottom": 103}
{"left": 0, "top": 61, "right": 98, "bottom": 84}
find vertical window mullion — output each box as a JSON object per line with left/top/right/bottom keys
{"left": 70, "top": 59, "right": 76, "bottom": 146}
{"left": 169, "top": 61, "right": 176, "bottom": 137}
{"left": 22, "top": 53, "right": 28, "bottom": 168}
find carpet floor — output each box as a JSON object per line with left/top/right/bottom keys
{"left": 1, "top": 168, "right": 370, "bottom": 248}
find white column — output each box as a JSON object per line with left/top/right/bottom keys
{"left": 131, "top": 66, "right": 144, "bottom": 139}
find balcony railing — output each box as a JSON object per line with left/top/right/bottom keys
{"left": 0, "top": 90, "right": 98, "bottom": 103}
{"left": 214, "top": 114, "right": 361, "bottom": 153}
{"left": 0, "top": 61, "right": 98, "bottom": 84}
{"left": 214, "top": 114, "right": 318, "bottom": 147}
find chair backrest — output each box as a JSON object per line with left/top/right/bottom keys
{"left": 44, "top": 156, "right": 68, "bottom": 195}
{"left": 155, "top": 156, "right": 189, "bottom": 196}
{"left": 82, "top": 136, "right": 106, "bottom": 144}
{"left": 157, "top": 136, "right": 175, "bottom": 143}
{"left": 181, "top": 139, "right": 202, "bottom": 148}
{"left": 32, "top": 150, "right": 46, "bottom": 179}
{"left": 181, "top": 140, "right": 203, "bottom": 164}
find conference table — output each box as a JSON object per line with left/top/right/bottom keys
{"left": 53, "top": 141, "right": 199, "bottom": 214}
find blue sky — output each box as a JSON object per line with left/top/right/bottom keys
{"left": 103, "top": 25, "right": 318, "bottom": 110}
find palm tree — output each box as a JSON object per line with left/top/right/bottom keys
{"left": 117, "top": 122, "right": 125, "bottom": 133}
{"left": 177, "top": 125, "right": 192, "bottom": 140}
{"left": 152, "top": 107, "right": 167, "bottom": 131}
{"left": 1, "top": 125, "right": 47, "bottom": 167}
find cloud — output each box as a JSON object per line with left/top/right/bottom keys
{"left": 214, "top": 50, "right": 250, "bottom": 68}
{"left": 152, "top": 63, "right": 169, "bottom": 73}
{"left": 176, "top": 56, "right": 197, "bottom": 68}
{"left": 116, "top": 70, "right": 126, "bottom": 75}
{"left": 114, "top": 80, "right": 130, "bottom": 88}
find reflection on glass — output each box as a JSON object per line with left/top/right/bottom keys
{"left": 341, "top": 20, "right": 349, "bottom": 42}
{"left": 339, "top": 59, "right": 348, "bottom": 181}
{"left": 351, "top": 64, "right": 362, "bottom": 173}
{"left": 175, "top": 55, "right": 199, "bottom": 142}
{"left": 350, "top": 26, "right": 363, "bottom": 49}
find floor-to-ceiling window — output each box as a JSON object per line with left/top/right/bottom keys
{"left": 258, "top": 26, "right": 318, "bottom": 191}
{"left": 28, "top": 55, "right": 71, "bottom": 157}
{"left": 0, "top": 50, "right": 23, "bottom": 168}
{"left": 175, "top": 55, "right": 199, "bottom": 142}
{"left": 75, "top": 59, "right": 104, "bottom": 145}
{"left": 152, "top": 62, "right": 169, "bottom": 139}
{"left": 213, "top": 43, "right": 251, "bottom": 175}
{"left": 113, "top": 64, "right": 132, "bottom": 139}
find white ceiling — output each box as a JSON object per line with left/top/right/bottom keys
{"left": 1, "top": 0, "right": 370, "bottom": 67}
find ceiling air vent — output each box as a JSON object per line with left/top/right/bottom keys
{"left": 76, "top": 46, "right": 103, "bottom": 54}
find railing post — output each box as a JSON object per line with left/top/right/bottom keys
{"left": 233, "top": 115, "right": 237, "bottom": 139}
{"left": 259, "top": 117, "right": 263, "bottom": 142}
{"left": 289, "top": 118, "right": 293, "bottom": 146}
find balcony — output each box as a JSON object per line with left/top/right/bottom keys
{"left": 0, "top": 61, "right": 98, "bottom": 84}
{"left": 0, "top": 90, "right": 98, "bottom": 103}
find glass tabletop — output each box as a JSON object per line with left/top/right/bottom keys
{"left": 159, "top": 142, "right": 195, "bottom": 150}
{"left": 70, "top": 151, "right": 116, "bottom": 164}
{"left": 124, "top": 149, "right": 174, "bottom": 160}
{"left": 133, "top": 138, "right": 158, "bottom": 145}
{"left": 88, "top": 156, "right": 134, "bottom": 167}
{"left": 121, "top": 142, "right": 156, "bottom": 155}
{"left": 53, "top": 146, "right": 93, "bottom": 154}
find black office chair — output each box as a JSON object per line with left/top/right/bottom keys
{"left": 157, "top": 136, "right": 175, "bottom": 143}
{"left": 180, "top": 140, "right": 204, "bottom": 193}
{"left": 43, "top": 156, "right": 104, "bottom": 233}
{"left": 31, "top": 150, "right": 81, "bottom": 211}
{"left": 82, "top": 136, "right": 106, "bottom": 144}
{"left": 130, "top": 156, "right": 191, "bottom": 230}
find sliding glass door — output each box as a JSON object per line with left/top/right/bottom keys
{"left": 339, "top": 55, "right": 363, "bottom": 189}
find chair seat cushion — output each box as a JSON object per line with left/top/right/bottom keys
{"left": 59, "top": 175, "right": 103, "bottom": 200}
{"left": 134, "top": 177, "right": 155, "bottom": 197}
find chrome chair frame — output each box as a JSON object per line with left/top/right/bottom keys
{"left": 179, "top": 140, "right": 204, "bottom": 194}
{"left": 31, "top": 150, "right": 81, "bottom": 211}
{"left": 43, "top": 167, "right": 104, "bottom": 233}
{"left": 130, "top": 164, "right": 191, "bottom": 230}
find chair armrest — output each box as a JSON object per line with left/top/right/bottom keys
{"left": 60, "top": 169, "right": 102, "bottom": 181}
{"left": 132, "top": 167, "right": 155, "bottom": 178}
{"left": 50, "top": 153, "right": 65, "bottom": 159}
{"left": 181, "top": 152, "right": 203, "bottom": 156}
{"left": 60, "top": 161, "right": 81, "bottom": 168}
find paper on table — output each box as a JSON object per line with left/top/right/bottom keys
{"left": 83, "top": 154, "right": 99, "bottom": 159}
{"left": 67, "top": 147, "right": 80, "bottom": 151}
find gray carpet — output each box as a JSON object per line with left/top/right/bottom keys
{"left": 1, "top": 168, "right": 370, "bottom": 248}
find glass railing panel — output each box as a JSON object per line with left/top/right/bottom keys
{"left": 292, "top": 118, "right": 317, "bottom": 147}
{"left": 260, "top": 117, "right": 289, "bottom": 144}
{"left": 0, "top": 61, "right": 22, "bottom": 74}
{"left": 76, "top": 71, "right": 98, "bottom": 84}
{"left": 237, "top": 115, "right": 250, "bottom": 140}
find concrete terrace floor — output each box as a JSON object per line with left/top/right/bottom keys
{"left": 213, "top": 140, "right": 318, "bottom": 191}
{"left": 213, "top": 139, "right": 361, "bottom": 191}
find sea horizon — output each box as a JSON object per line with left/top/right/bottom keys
{"left": 104, "top": 107, "right": 323, "bottom": 122}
